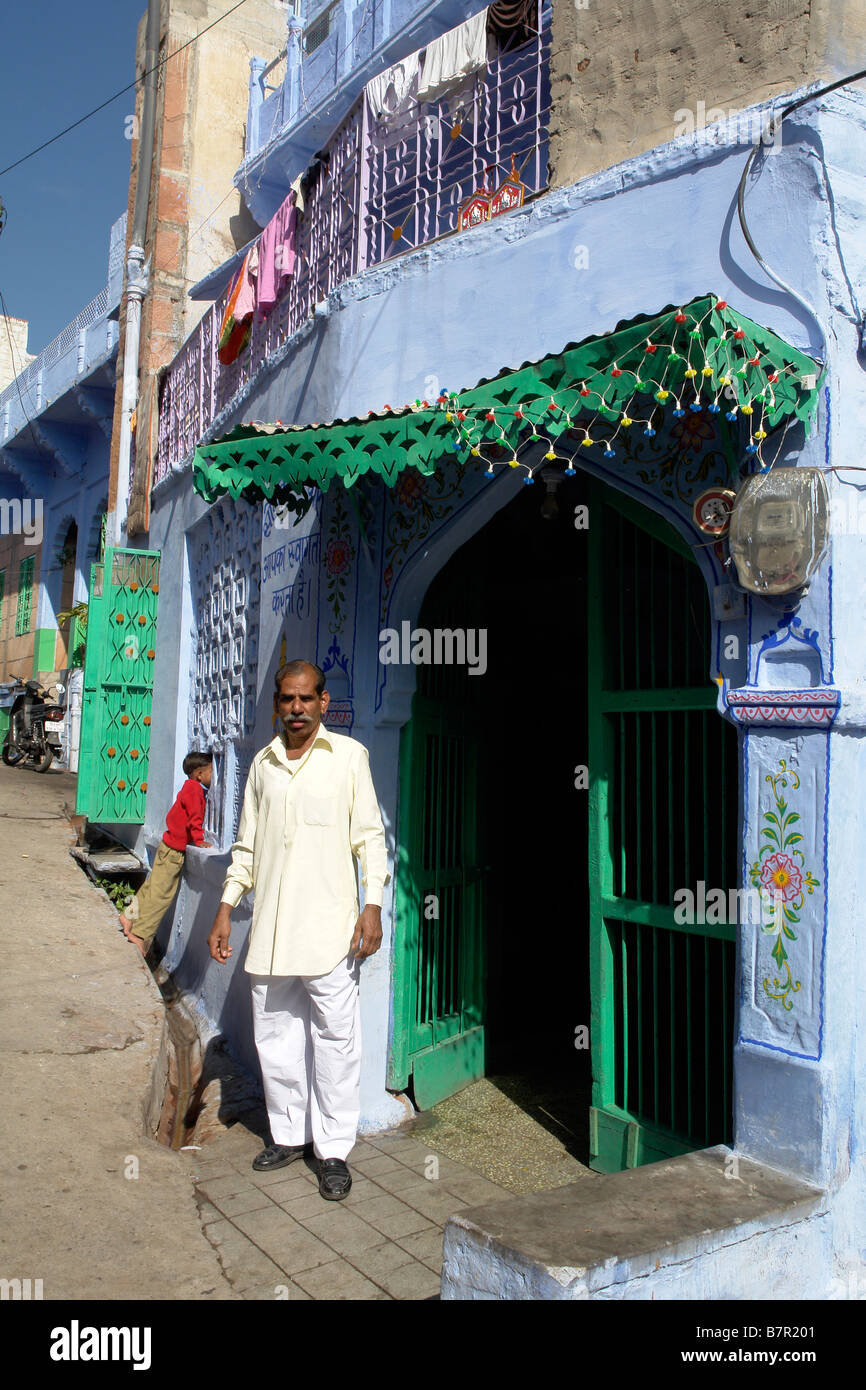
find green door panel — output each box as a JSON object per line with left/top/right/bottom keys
{"left": 587, "top": 484, "right": 738, "bottom": 1172}
{"left": 412, "top": 1027, "right": 486, "bottom": 1110}
{"left": 390, "top": 694, "right": 486, "bottom": 1104}
{"left": 76, "top": 548, "right": 161, "bottom": 824}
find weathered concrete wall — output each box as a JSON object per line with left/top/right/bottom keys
{"left": 0, "top": 316, "right": 33, "bottom": 393}
{"left": 549, "top": 0, "right": 866, "bottom": 188}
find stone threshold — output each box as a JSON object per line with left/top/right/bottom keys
{"left": 441, "top": 1146, "right": 826, "bottom": 1299}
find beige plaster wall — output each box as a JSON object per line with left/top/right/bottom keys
{"left": 549, "top": 0, "right": 866, "bottom": 188}
{"left": 115, "top": 0, "right": 288, "bottom": 532}
{"left": 0, "top": 317, "right": 34, "bottom": 393}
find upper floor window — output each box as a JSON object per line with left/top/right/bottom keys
{"left": 15, "top": 556, "right": 34, "bottom": 636}
{"left": 304, "top": 2, "right": 335, "bottom": 54}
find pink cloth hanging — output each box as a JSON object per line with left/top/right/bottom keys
{"left": 257, "top": 191, "right": 299, "bottom": 313}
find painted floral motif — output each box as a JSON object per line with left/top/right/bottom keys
{"left": 326, "top": 537, "right": 352, "bottom": 576}
{"left": 758, "top": 853, "right": 803, "bottom": 903}
{"left": 749, "top": 759, "right": 820, "bottom": 1013}
{"left": 671, "top": 411, "right": 715, "bottom": 453}
{"left": 394, "top": 470, "right": 425, "bottom": 511}
{"left": 622, "top": 410, "right": 734, "bottom": 502}
{"left": 324, "top": 491, "right": 353, "bottom": 633}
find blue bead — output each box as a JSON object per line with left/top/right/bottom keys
{"left": 708, "top": 403, "right": 720, "bottom": 414}
{"left": 672, "top": 408, "right": 685, "bottom": 418}
{"left": 746, "top": 443, "right": 758, "bottom": 454}
{"left": 564, "top": 466, "right": 577, "bottom": 475}
{"left": 725, "top": 410, "right": 738, "bottom": 420}
{"left": 644, "top": 427, "right": 656, "bottom": 437}
{"left": 484, "top": 468, "right": 495, "bottom": 477}
{"left": 523, "top": 474, "right": 535, "bottom": 485}
{"left": 603, "top": 449, "right": 615, "bottom": 458}
{"left": 689, "top": 401, "right": 702, "bottom": 412}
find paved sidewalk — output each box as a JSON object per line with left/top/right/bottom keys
{"left": 186, "top": 1119, "right": 512, "bottom": 1299}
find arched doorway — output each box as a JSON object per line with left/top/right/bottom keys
{"left": 390, "top": 473, "right": 739, "bottom": 1172}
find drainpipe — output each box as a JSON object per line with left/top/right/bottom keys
{"left": 111, "top": 0, "right": 160, "bottom": 547}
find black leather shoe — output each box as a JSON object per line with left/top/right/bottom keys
{"left": 318, "top": 1157, "right": 352, "bottom": 1200}
{"left": 252, "top": 1143, "right": 306, "bottom": 1172}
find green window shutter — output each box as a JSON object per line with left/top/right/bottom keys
{"left": 15, "top": 556, "right": 34, "bottom": 636}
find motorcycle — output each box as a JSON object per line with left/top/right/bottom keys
{"left": 1, "top": 675, "right": 66, "bottom": 773}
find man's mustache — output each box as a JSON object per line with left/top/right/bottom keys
{"left": 283, "top": 711, "right": 313, "bottom": 722}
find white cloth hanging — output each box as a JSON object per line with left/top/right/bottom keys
{"left": 365, "top": 52, "right": 422, "bottom": 119}
{"left": 417, "top": 9, "right": 490, "bottom": 104}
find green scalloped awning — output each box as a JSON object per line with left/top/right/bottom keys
{"left": 192, "top": 294, "right": 822, "bottom": 506}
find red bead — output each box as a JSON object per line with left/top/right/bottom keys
{"left": 749, "top": 355, "right": 761, "bottom": 365}
{"left": 514, "top": 408, "right": 524, "bottom": 418}
{"left": 734, "top": 329, "right": 745, "bottom": 339}
{"left": 645, "top": 343, "right": 658, "bottom": 354}
{"left": 457, "top": 411, "right": 466, "bottom": 421}
{"left": 548, "top": 400, "right": 559, "bottom": 412}
{"left": 610, "top": 367, "right": 622, "bottom": 378}
{"left": 715, "top": 299, "right": 727, "bottom": 309}
{"left": 768, "top": 372, "right": 779, "bottom": 383}
{"left": 674, "top": 311, "right": 687, "bottom": 322}
{"left": 485, "top": 411, "right": 495, "bottom": 421}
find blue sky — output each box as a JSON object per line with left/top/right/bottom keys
{"left": 0, "top": 1, "right": 144, "bottom": 354}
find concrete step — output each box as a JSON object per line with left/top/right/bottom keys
{"left": 442, "top": 1146, "right": 826, "bottom": 1299}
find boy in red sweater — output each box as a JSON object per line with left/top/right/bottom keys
{"left": 119, "top": 751, "right": 213, "bottom": 954}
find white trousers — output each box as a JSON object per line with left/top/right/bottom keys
{"left": 249, "top": 954, "right": 362, "bottom": 1161}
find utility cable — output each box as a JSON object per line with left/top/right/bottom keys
{"left": 737, "top": 66, "right": 866, "bottom": 364}
{"left": 0, "top": 0, "right": 257, "bottom": 179}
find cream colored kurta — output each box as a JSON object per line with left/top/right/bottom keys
{"left": 221, "top": 725, "right": 390, "bottom": 976}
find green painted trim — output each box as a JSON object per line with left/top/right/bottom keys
{"left": 32, "top": 627, "right": 57, "bottom": 676}
{"left": 601, "top": 686, "right": 718, "bottom": 712}
{"left": 602, "top": 898, "right": 737, "bottom": 942}
{"left": 193, "top": 294, "right": 822, "bottom": 506}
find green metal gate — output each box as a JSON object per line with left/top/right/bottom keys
{"left": 76, "top": 547, "right": 161, "bottom": 824}
{"left": 587, "top": 485, "right": 738, "bottom": 1171}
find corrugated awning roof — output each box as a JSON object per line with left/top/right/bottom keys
{"left": 192, "top": 294, "right": 822, "bottom": 507}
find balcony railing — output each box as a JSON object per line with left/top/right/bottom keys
{"left": 155, "top": 10, "right": 550, "bottom": 482}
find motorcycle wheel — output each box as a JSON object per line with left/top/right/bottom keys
{"left": 2, "top": 740, "right": 24, "bottom": 766}
{"left": 34, "top": 745, "right": 55, "bottom": 773}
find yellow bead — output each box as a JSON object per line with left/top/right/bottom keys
{"left": 508, "top": 458, "right": 520, "bottom": 468}
{"left": 702, "top": 366, "right": 714, "bottom": 377}
{"left": 720, "top": 375, "right": 732, "bottom": 386}
{"left": 470, "top": 447, "right": 481, "bottom": 456}
{"left": 742, "top": 404, "right": 754, "bottom": 415}
{"left": 754, "top": 430, "right": 767, "bottom": 440}
{"left": 621, "top": 415, "right": 633, "bottom": 426}
{"left": 545, "top": 451, "right": 557, "bottom": 460}
{"left": 581, "top": 437, "right": 593, "bottom": 446}
{"left": 684, "top": 368, "right": 697, "bottom": 379}
{"left": 445, "top": 412, "right": 453, "bottom": 422}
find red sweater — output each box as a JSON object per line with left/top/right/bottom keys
{"left": 162, "top": 779, "right": 207, "bottom": 851}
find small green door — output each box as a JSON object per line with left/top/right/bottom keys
{"left": 389, "top": 691, "right": 486, "bottom": 1109}
{"left": 76, "top": 547, "right": 161, "bottom": 824}
{"left": 587, "top": 485, "right": 738, "bottom": 1171}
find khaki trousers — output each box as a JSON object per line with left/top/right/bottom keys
{"left": 128, "top": 841, "right": 185, "bottom": 942}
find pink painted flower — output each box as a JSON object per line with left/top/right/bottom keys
{"left": 759, "top": 853, "right": 802, "bottom": 903}
{"left": 326, "top": 537, "right": 352, "bottom": 577}
{"left": 395, "top": 471, "right": 424, "bottom": 510}
{"left": 671, "top": 412, "right": 714, "bottom": 452}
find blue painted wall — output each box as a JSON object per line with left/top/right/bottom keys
{"left": 143, "top": 87, "right": 866, "bottom": 1288}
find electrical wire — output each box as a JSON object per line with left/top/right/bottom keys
{"left": 0, "top": 0, "right": 258, "bottom": 179}
{"left": 736, "top": 66, "right": 866, "bottom": 364}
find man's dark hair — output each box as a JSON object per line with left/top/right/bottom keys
{"left": 274, "top": 659, "right": 326, "bottom": 695}
{"left": 183, "top": 750, "right": 213, "bottom": 777}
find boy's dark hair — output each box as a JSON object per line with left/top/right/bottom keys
{"left": 183, "top": 750, "right": 213, "bottom": 777}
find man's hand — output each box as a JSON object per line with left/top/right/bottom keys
{"left": 208, "top": 903, "right": 233, "bottom": 963}
{"left": 349, "top": 904, "right": 382, "bottom": 961}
